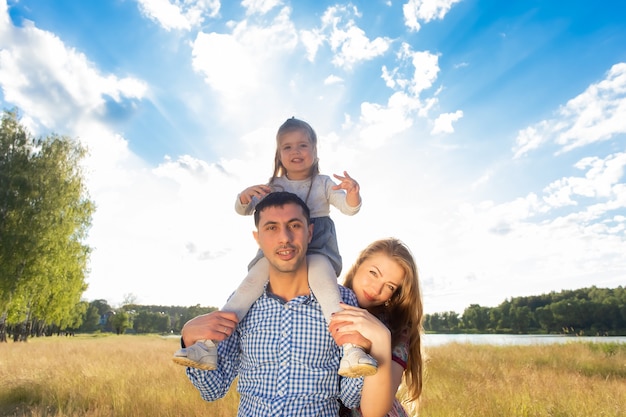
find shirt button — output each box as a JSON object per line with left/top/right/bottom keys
{"left": 278, "top": 390, "right": 284, "bottom": 396}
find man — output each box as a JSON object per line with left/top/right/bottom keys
{"left": 181, "top": 191, "right": 363, "bottom": 416}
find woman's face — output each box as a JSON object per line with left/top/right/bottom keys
{"left": 350, "top": 253, "right": 405, "bottom": 309}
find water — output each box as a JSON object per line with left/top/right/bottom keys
{"left": 423, "top": 333, "right": 626, "bottom": 347}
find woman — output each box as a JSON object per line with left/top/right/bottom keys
{"left": 330, "top": 238, "right": 424, "bottom": 417}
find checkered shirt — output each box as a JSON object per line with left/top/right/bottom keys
{"left": 186, "top": 285, "right": 364, "bottom": 417}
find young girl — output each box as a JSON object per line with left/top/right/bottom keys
{"left": 330, "top": 238, "right": 425, "bottom": 416}
{"left": 173, "top": 117, "right": 377, "bottom": 378}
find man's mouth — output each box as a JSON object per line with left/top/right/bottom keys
{"left": 276, "top": 246, "right": 296, "bottom": 259}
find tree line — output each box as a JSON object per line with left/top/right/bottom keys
{"left": 424, "top": 286, "right": 626, "bottom": 336}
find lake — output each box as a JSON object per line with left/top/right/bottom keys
{"left": 424, "top": 333, "right": 626, "bottom": 346}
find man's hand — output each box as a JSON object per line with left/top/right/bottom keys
{"left": 181, "top": 311, "right": 239, "bottom": 347}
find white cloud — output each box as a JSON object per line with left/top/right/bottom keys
{"left": 513, "top": 63, "right": 626, "bottom": 158}
{"left": 542, "top": 153, "right": 626, "bottom": 208}
{"left": 403, "top": 0, "right": 462, "bottom": 32}
{"left": 351, "top": 43, "right": 442, "bottom": 145}
{"left": 356, "top": 92, "right": 419, "bottom": 148}
{"left": 324, "top": 75, "right": 344, "bottom": 85}
{"left": 384, "top": 44, "right": 440, "bottom": 96}
{"left": 136, "top": 0, "right": 220, "bottom": 31}
{"left": 242, "top": 0, "right": 282, "bottom": 15}
{"left": 191, "top": 6, "right": 298, "bottom": 105}
{"left": 302, "top": 5, "right": 392, "bottom": 70}
{"left": 431, "top": 109, "right": 463, "bottom": 134}
{"left": 0, "top": 12, "right": 147, "bottom": 133}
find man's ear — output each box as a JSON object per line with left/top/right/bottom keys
{"left": 308, "top": 223, "right": 314, "bottom": 244}
{"left": 253, "top": 230, "right": 259, "bottom": 245}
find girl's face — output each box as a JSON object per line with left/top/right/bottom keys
{"left": 278, "top": 130, "right": 316, "bottom": 180}
{"left": 351, "top": 253, "right": 405, "bottom": 309}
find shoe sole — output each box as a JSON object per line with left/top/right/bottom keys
{"left": 338, "top": 363, "right": 378, "bottom": 378}
{"left": 172, "top": 356, "right": 217, "bottom": 371}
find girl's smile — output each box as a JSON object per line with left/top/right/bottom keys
{"left": 278, "top": 130, "right": 316, "bottom": 180}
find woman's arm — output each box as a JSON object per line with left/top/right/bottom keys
{"left": 330, "top": 304, "right": 402, "bottom": 417}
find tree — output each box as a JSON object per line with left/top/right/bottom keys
{"left": 111, "top": 311, "right": 131, "bottom": 335}
{"left": 462, "top": 304, "right": 490, "bottom": 331}
{"left": 0, "top": 109, "right": 94, "bottom": 341}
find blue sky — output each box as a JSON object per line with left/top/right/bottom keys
{"left": 1, "top": 0, "right": 625, "bottom": 313}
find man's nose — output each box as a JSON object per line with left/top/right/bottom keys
{"left": 277, "top": 227, "right": 293, "bottom": 243}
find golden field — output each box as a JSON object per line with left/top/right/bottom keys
{"left": 1, "top": 335, "right": 624, "bottom": 416}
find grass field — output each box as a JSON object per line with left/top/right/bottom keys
{"left": 1, "top": 335, "right": 625, "bottom": 416}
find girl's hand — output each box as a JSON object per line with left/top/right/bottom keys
{"left": 333, "top": 171, "right": 359, "bottom": 194}
{"left": 333, "top": 171, "right": 361, "bottom": 207}
{"left": 239, "top": 184, "right": 272, "bottom": 205}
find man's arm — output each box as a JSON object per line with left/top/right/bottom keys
{"left": 181, "top": 311, "right": 240, "bottom": 401}
{"left": 185, "top": 327, "right": 241, "bottom": 401}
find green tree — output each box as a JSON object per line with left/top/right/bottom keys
{"left": 462, "top": 304, "right": 490, "bottom": 331}
{"left": 111, "top": 311, "right": 131, "bottom": 335}
{"left": 78, "top": 302, "right": 101, "bottom": 332}
{"left": 0, "top": 109, "right": 94, "bottom": 341}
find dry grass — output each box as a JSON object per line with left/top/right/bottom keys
{"left": 1, "top": 335, "right": 625, "bottom": 416}
{"left": 0, "top": 335, "right": 238, "bottom": 417}
{"left": 418, "top": 342, "right": 626, "bottom": 417}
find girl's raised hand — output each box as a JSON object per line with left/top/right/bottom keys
{"left": 333, "top": 171, "right": 360, "bottom": 194}
{"left": 239, "top": 184, "right": 272, "bottom": 205}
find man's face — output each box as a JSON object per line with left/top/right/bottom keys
{"left": 253, "top": 203, "right": 313, "bottom": 274}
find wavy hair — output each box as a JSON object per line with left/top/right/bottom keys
{"left": 342, "top": 238, "right": 424, "bottom": 405}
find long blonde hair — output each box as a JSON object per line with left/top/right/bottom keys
{"left": 342, "top": 238, "right": 424, "bottom": 405}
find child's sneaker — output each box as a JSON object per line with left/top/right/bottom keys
{"left": 338, "top": 343, "right": 378, "bottom": 377}
{"left": 172, "top": 339, "right": 217, "bottom": 370}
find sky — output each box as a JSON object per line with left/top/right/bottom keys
{"left": 1, "top": 0, "right": 625, "bottom": 314}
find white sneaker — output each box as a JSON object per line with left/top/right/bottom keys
{"left": 338, "top": 343, "right": 378, "bottom": 378}
{"left": 172, "top": 339, "right": 217, "bottom": 370}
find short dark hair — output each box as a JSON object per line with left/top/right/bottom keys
{"left": 253, "top": 192, "right": 311, "bottom": 227}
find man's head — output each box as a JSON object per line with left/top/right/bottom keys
{"left": 253, "top": 192, "right": 313, "bottom": 275}
{"left": 254, "top": 191, "right": 311, "bottom": 227}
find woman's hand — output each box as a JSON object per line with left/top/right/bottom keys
{"left": 329, "top": 303, "right": 390, "bottom": 358}
{"left": 239, "top": 184, "right": 272, "bottom": 205}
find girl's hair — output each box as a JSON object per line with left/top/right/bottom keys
{"left": 342, "top": 238, "right": 424, "bottom": 405}
{"left": 270, "top": 117, "right": 320, "bottom": 183}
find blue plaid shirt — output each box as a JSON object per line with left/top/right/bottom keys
{"left": 187, "top": 285, "right": 364, "bottom": 416}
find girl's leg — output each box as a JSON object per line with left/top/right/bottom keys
{"left": 172, "top": 257, "right": 270, "bottom": 370}
{"left": 222, "top": 257, "right": 270, "bottom": 321}
{"left": 307, "top": 254, "right": 379, "bottom": 378}
{"left": 307, "top": 254, "right": 341, "bottom": 324}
